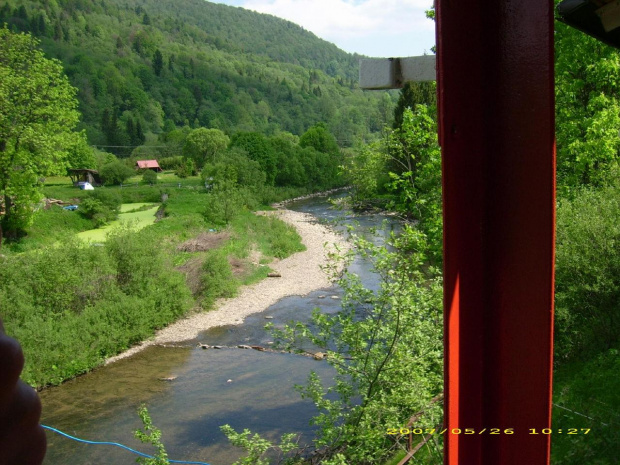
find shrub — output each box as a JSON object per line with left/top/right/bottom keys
{"left": 555, "top": 185, "right": 620, "bottom": 361}
{"left": 1, "top": 228, "right": 192, "bottom": 388}
{"left": 89, "top": 189, "right": 123, "bottom": 209}
{"left": 79, "top": 189, "right": 122, "bottom": 226}
{"left": 200, "top": 249, "right": 237, "bottom": 306}
{"left": 142, "top": 169, "right": 158, "bottom": 185}
{"left": 235, "top": 226, "right": 443, "bottom": 464}
{"left": 239, "top": 214, "right": 305, "bottom": 259}
{"left": 203, "top": 183, "right": 245, "bottom": 226}
{"left": 100, "top": 161, "right": 135, "bottom": 185}
{"left": 79, "top": 198, "right": 112, "bottom": 227}
{"left": 158, "top": 156, "right": 183, "bottom": 171}
{"left": 175, "top": 158, "right": 196, "bottom": 178}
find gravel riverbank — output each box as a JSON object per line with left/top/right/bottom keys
{"left": 105, "top": 209, "right": 348, "bottom": 364}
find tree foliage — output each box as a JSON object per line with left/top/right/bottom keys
{"left": 0, "top": 26, "right": 84, "bottom": 241}
{"left": 99, "top": 160, "right": 135, "bottom": 186}
{"left": 299, "top": 122, "right": 340, "bottom": 155}
{"left": 554, "top": 182, "right": 620, "bottom": 361}
{"left": 343, "top": 105, "right": 442, "bottom": 263}
{"left": 183, "top": 127, "right": 229, "bottom": 169}
{"left": 231, "top": 132, "right": 277, "bottom": 185}
{"left": 392, "top": 81, "right": 436, "bottom": 130}
{"left": 555, "top": 6, "right": 620, "bottom": 190}
{"left": 262, "top": 227, "right": 443, "bottom": 464}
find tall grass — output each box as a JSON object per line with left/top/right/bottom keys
{"left": 231, "top": 212, "right": 306, "bottom": 260}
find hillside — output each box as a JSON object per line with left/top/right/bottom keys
{"left": 0, "top": 0, "right": 394, "bottom": 156}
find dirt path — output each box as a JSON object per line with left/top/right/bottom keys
{"left": 105, "top": 209, "right": 348, "bottom": 364}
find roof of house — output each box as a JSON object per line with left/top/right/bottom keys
{"left": 136, "top": 160, "right": 161, "bottom": 169}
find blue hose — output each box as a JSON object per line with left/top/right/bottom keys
{"left": 42, "top": 424, "right": 211, "bottom": 465}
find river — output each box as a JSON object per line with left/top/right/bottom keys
{"left": 39, "top": 195, "right": 397, "bottom": 465}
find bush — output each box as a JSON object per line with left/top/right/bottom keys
{"left": 175, "top": 158, "right": 196, "bottom": 178}
{"left": 89, "top": 189, "right": 123, "bottom": 210}
{"left": 142, "top": 169, "right": 158, "bottom": 185}
{"left": 201, "top": 249, "right": 237, "bottom": 306}
{"left": 100, "top": 161, "right": 135, "bottom": 185}
{"left": 79, "top": 189, "right": 122, "bottom": 226}
{"left": 555, "top": 185, "right": 620, "bottom": 361}
{"left": 158, "top": 156, "right": 183, "bottom": 171}
{"left": 203, "top": 183, "right": 246, "bottom": 226}
{"left": 0, "top": 228, "right": 192, "bottom": 388}
{"left": 237, "top": 214, "right": 305, "bottom": 259}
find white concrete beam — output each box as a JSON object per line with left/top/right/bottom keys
{"left": 359, "top": 55, "right": 436, "bottom": 89}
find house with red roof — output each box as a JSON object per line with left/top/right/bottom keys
{"left": 136, "top": 160, "right": 162, "bottom": 172}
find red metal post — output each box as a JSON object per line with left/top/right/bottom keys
{"left": 436, "top": 1, "right": 556, "bottom": 464}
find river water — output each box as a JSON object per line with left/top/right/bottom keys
{"left": 39, "top": 196, "right": 396, "bottom": 465}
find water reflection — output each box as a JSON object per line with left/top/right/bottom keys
{"left": 41, "top": 347, "right": 334, "bottom": 465}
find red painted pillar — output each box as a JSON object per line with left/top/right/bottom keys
{"left": 436, "top": 1, "right": 556, "bottom": 464}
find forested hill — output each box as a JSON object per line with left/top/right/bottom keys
{"left": 129, "top": 0, "right": 361, "bottom": 79}
{"left": 0, "top": 0, "right": 393, "bottom": 154}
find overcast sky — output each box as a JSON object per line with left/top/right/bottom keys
{"left": 210, "top": 0, "right": 436, "bottom": 58}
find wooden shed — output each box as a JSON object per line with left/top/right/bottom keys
{"left": 67, "top": 169, "right": 102, "bottom": 187}
{"left": 136, "top": 160, "right": 163, "bottom": 172}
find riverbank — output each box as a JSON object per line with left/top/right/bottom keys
{"left": 105, "top": 208, "right": 349, "bottom": 364}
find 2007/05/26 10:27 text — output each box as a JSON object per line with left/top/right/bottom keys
{"left": 386, "top": 428, "right": 591, "bottom": 435}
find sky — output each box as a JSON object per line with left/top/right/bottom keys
{"left": 209, "top": 0, "right": 436, "bottom": 58}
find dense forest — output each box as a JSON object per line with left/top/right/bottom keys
{"left": 0, "top": 0, "right": 392, "bottom": 154}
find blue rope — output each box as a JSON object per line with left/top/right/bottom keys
{"left": 42, "top": 424, "right": 211, "bottom": 465}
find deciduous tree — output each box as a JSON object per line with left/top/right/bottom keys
{"left": 183, "top": 127, "right": 230, "bottom": 169}
{"left": 555, "top": 1, "right": 620, "bottom": 189}
{"left": 0, "top": 27, "right": 84, "bottom": 243}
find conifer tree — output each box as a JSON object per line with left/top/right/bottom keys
{"left": 153, "top": 49, "right": 163, "bottom": 76}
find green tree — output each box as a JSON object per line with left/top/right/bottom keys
{"left": 555, "top": 3, "right": 620, "bottom": 189}
{"left": 153, "top": 49, "right": 163, "bottom": 77}
{"left": 142, "top": 169, "right": 157, "bottom": 185}
{"left": 392, "top": 81, "right": 436, "bottom": 130}
{"left": 299, "top": 123, "right": 342, "bottom": 188}
{"left": 299, "top": 122, "right": 339, "bottom": 155}
{"left": 0, "top": 27, "right": 83, "bottom": 242}
{"left": 555, "top": 183, "right": 620, "bottom": 361}
{"left": 183, "top": 127, "right": 229, "bottom": 169}
{"left": 99, "top": 161, "right": 134, "bottom": 186}
{"left": 66, "top": 133, "right": 97, "bottom": 170}
{"left": 202, "top": 147, "right": 266, "bottom": 190}
{"left": 230, "top": 132, "right": 278, "bottom": 185}
{"left": 264, "top": 226, "right": 443, "bottom": 464}
{"left": 135, "top": 120, "right": 146, "bottom": 145}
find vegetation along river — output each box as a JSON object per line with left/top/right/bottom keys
{"left": 39, "top": 195, "right": 398, "bottom": 465}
